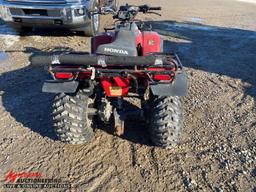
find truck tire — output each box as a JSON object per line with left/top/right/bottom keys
{"left": 83, "top": 0, "right": 100, "bottom": 36}
{"left": 52, "top": 89, "right": 95, "bottom": 144}
{"left": 149, "top": 96, "right": 183, "bottom": 148}
{"left": 107, "top": 0, "right": 119, "bottom": 11}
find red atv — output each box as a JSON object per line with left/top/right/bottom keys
{"left": 31, "top": 4, "right": 187, "bottom": 148}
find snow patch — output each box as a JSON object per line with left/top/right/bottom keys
{"left": 189, "top": 17, "right": 205, "bottom": 24}
{"left": 163, "top": 22, "right": 216, "bottom": 31}
{"left": 236, "top": 0, "right": 256, "bottom": 4}
{"left": 0, "top": 52, "right": 8, "bottom": 64}
{"left": 0, "top": 51, "right": 12, "bottom": 72}
{"left": 0, "top": 23, "right": 20, "bottom": 48}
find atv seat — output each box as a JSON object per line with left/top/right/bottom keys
{"left": 96, "top": 30, "right": 138, "bottom": 56}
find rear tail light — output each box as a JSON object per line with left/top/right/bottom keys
{"left": 54, "top": 72, "right": 73, "bottom": 79}
{"left": 153, "top": 74, "right": 172, "bottom": 81}
{"left": 148, "top": 68, "right": 173, "bottom": 81}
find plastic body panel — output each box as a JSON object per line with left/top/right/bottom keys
{"left": 91, "top": 32, "right": 115, "bottom": 54}
{"left": 142, "top": 31, "right": 162, "bottom": 56}
{"left": 101, "top": 77, "right": 130, "bottom": 97}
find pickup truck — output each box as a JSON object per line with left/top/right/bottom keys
{"left": 0, "top": 0, "right": 118, "bottom": 36}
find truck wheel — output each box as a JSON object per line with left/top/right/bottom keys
{"left": 52, "top": 89, "right": 95, "bottom": 144}
{"left": 149, "top": 96, "right": 183, "bottom": 148}
{"left": 113, "top": 0, "right": 119, "bottom": 11}
{"left": 107, "top": 0, "right": 119, "bottom": 11}
{"left": 83, "top": 0, "right": 100, "bottom": 36}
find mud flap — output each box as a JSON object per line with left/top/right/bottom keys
{"left": 42, "top": 80, "right": 79, "bottom": 93}
{"left": 150, "top": 71, "right": 188, "bottom": 96}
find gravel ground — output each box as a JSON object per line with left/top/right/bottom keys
{"left": 0, "top": 0, "right": 255, "bottom": 191}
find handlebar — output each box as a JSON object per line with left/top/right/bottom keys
{"left": 149, "top": 7, "right": 162, "bottom": 11}
{"left": 100, "top": 4, "right": 162, "bottom": 17}
{"left": 138, "top": 5, "right": 162, "bottom": 13}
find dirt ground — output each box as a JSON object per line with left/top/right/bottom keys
{"left": 0, "top": 0, "right": 255, "bottom": 191}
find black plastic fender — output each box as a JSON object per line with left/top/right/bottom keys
{"left": 42, "top": 80, "right": 79, "bottom": 93}
{"left": 150, "top": 71, "right": 188, "bottom": 96}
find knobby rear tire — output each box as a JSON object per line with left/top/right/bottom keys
{"left": 149, "top": 96, "right": 183, "bottom": 148}
{"left": 52, "top": 89, "right": 95, "bottom": 144}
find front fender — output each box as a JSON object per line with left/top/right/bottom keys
{"left": 150, "top": 71, "right": 188, "bottom": 97}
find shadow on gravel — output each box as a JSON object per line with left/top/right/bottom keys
{"left": 0, "top": 46, "right": 91, "bottom": 141}
{"left": 98, "top": 120, "right": 151, "bottom": 146}
{"left": 0, "top": 65, "right": 58, "bottom": 140}
{"left": 24, "top": 28, "right": 80, "bottom": 37}
{"left": 148, "top": 20, "right": 256, "bottom": 98}
{"left": 97, "top": 100, "right": 151, "bottom": 146}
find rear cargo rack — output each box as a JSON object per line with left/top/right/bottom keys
{"left": 30, "top": 53, "right": 182, "bottom": 68}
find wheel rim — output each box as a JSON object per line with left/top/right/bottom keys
{"left": 92, "top": 6, "right": 99, "bottom": 31}
{"left": 87, "top": 97, "right": 95, "bottom": 126}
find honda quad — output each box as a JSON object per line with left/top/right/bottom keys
{"left": 30, "top": 4, "right": 188, "bottom": 148}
